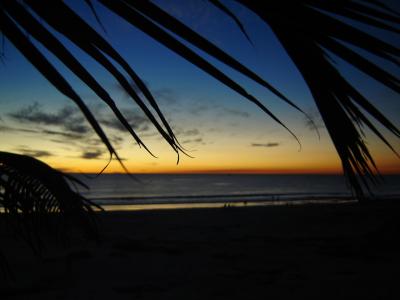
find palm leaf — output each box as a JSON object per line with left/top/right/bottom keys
{"left": 220, "top": 0, "right": 400, "bottom": 198}
{"left": 0, "top": 151, "right": 100, "bottom": 253}
{"left": 97, "top": 0, "right": 302, "bottom": 146}
{"left": 0, "top": 8, "right": 122, "bottom": 164}
{"left": 123, "top": 0, "right": 315, "bottom": 124}
{"left": 25, "top": 0, "right": 185, "bottom": 157}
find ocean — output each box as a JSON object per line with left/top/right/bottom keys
{"left": 71, "top": 174, "right": 400, "bottom": 210}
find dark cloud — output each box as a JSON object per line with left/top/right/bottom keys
{"left": 182, "top": 138, "right": 203, "bottom": 144}
{"left": 0, "top": 124, "right": 97, "bottom": 151}
{"left": 116, "top": 81, "right": 179, "bottom": 104}
{"left": 10, "top": 103, "right": 68, "bottom": 124}
{"left": 110, "top": 135, "right": 124, "bottom": 145}
{"left": 1, "top": 118, "right": 126, "bottom": 153}
{"left": 115, "top": 80, "right": 146, "bottom": 97}
{"left": 0, "top": 123, "right": 87, "bottom": 139}
{"left": 0, "top": 125, "right": 38, "bottom": 134}
{"left": 251, "top": 142, "right": 280, "bottom": 148}
{"left": 42, "top": 129, "right": 85, "bottom": 140}
{"left": 223, "top": 108, "right": 250, "bottom": 118}
{"left": 111, "top": 156, "right": 127, "bottom": 161}
{"left": 170, "top": 127, "right": 202, "bottom": 146}
{"left": 64, "top": 123, "right": 90, "bottom": 134}
{"left": 15, "top": 146, "right": 53, "bottom": 158}
{"left": 154, "top": 88, "right": 179, "bottom": 104}
{"left": 80, "top": 149, "right": 104, "bottom": 160}
{"left": 100, "top": 110, "right": 150, "bottom": 133}
{"left": 41, "top": 130, "right": 101, "bottom": 147}
{"left": 184, "top": 129, "right": 200, "bottom": 136}
{"left": 8, "top": 103, "right": 90, "bottom": 134}
{"left": 139, "top": 131, "right": 159, "bottom": 138}
{"left": 189, "top": 104, "right": 209, "bottom": 116}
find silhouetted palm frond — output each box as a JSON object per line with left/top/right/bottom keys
{"left": 0, "top": 0, "right": 185, "bottom": 165}
{"left": 208, "top": 0, "right": 400, "bottom": 197}
{"left": 0, "top": 151, "right": 100, "bottom": 253}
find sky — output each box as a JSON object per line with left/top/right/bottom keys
{"left": 0, "top": 0, "right": 399, "bottom": 174}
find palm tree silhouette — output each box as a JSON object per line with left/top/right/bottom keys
{"left": 0, "top": 0, "right": 399, "bottom": 226}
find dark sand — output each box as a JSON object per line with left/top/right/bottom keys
{"left": 1, "top": 201, "right": 400, "bottom": 299}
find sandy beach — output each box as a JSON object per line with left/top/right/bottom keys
{"left": 1, "top": 201, "right": 400, "bottom": 299}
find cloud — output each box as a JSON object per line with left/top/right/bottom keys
{"left": 251, "top": 142, "right": 280, "bottom": 148}
{"left": 0, "top": 113, "right": 125, "bottom": 157}
{"left": 189, "top": 104, "right": 209, "bottom": 116}
{"left": 9, "top": 103, "right": 68, "bottom": 124}
{"left": 153, "top": 88, "right": 179, "bottom": 104}
{"left": 42, "top": 129, "right": 85, "bottom": 140}
{"left": 15, "top": 146, "right": 54, "bottom": 158}
{"left": 42, "top": 129, "right": 109, "bottom": 146}
{"left": 183, "top": 129, "right": 200, "bottom": 136}
{"left": 80, "top": 149, "right": 104, "bottom": 160}
{"left": 64, "top": 122, "right": 90, "bottom": 134}
{"left": 116, "top": 81, "right": 179, "bottom": 104}
{"left": 0, "top": 123, "right": 89, "bottom": 140}
{"left": 182, "top": 138, "right": 203, "bottom": 144}
{"left": 110, "top": 135, "right": 124, "bottom": 145}
{"left": 115, "top": 80, "right": 146, "bottom": 97}
{"left": 0, "top": 125, "right": 39, "bottom": 134}
{"left": 223, "top": 108, "right": 250, "bottom": 118}
{"left": 172, "top": 127, "right": 202, "bottom": 141}
{"left": 111, "top": 156, "right": 127, "bottom": 161}
{"left": 100, "top": 110, "right": 150, "bottom": 133}
{"left": 8, "top": 103, "right": 90, "bottom": 134}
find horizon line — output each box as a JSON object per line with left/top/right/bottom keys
{"left": 64, "top": 171, "right": 400, "bottom": 176}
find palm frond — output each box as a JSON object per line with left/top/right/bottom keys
{"left": 1, "top": 0, "right": 186, "bottom": 164}
{"left": 97, "top": 0, "right": 302, "bottom": 146}
{"left": 0, "top": 151, "right": 100, "bottom": 253}
{"left": 0, "top": 7, "right": 121, "bottom": 164}
{"left": 213, "top": 0, "right": 400, "bottom": 198}
{"left": 122, "top": 1, "right": 315, "bottom": 124}
{"left": 208, "top": 0, "right": 254, "bottom": 44}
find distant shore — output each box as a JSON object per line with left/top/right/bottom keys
{"left": 1, "top": 200, "right": 400, "bottom": 299}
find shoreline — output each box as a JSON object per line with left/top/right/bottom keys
{"left": 92, "top": 195, "right": 400, "bottom": 212}
{"left": 95, "top": 198, "right": 358, "bottom": 212}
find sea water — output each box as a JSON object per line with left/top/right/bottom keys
{"left": 71, "top": 174, "right": 400, "bottom": 210}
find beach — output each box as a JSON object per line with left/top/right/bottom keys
{"left": 1, "top": 200, "right": 400, "bottom": 299}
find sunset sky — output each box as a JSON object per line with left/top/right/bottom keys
{"left": 0, "top": 0, "right": 399, "bottom": 174}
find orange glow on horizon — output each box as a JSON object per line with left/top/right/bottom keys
{"left": 47, "top": 154, "right": 400, "bottom": 175}
{"left": 62, "top": 165, "right": 400, "bottom": 175}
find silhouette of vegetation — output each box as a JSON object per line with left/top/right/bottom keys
{"left": 0, "top": 151, "right": 100, "bottom": 254}
{"left": 0, "top": 0, "right": 399, "bottom": 229}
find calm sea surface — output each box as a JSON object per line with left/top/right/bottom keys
{"left": 71, "top": 174, "right": 400, "bottom": 208}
